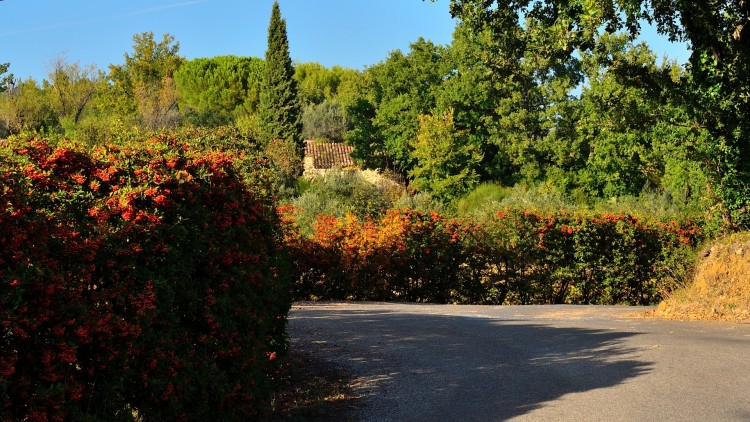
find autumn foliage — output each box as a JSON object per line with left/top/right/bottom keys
{"left": 0, "top": 135, "right": 290, "bottom": 420}
{"left": 283, "top": 207, "right": 698, "bottom": 305}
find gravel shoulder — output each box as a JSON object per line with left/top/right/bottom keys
{"left": 288, "top": 302, "right": 750, "bottom": 421}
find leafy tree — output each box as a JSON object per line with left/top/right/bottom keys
{"left": 294, "top": 62, "right": 335, "bottom": 105}
{"left": 446, "top": 0, "right": 750, "bottom": 228}
{"left": 43, "top": 56, "right": 101, "bottom": 128}
{"left": 422, "top": 14, "right": 581, "bottom": 189}
{"left": 566, "top": 34, "right": 695, "bottom": 199}
{"left": 669, "top": 1, "right": 750, "bottom": 228}
{"left": 109, "top": 32, "right": 184, "bottom": 129}
{"left": 174, "top": 55, "right": 264, "bottom": 127}
{"left": 344, "top": 95, "right": 387, "bottom": 169}
{"left": 438, "top": 23, "right": 507, "bottom": 183}
{"left": 294, "top": 62, "right": 360, "bottom": 106}
{"left": 0, "top": 78, "right": 57, "bottom": 136}
{"left": 258, "top": 1, "right": 303, "bottom": 148}
{"left": 302, "top": 99, "right": 349, "bottom": 142}
{"left": 410, "top": 108, "right": 482, "bottom": 201}
{"left": 346, "top": 38, "right": 451, "bottom": 178}
{"left": 466, "top": 11, "right": 580, "bottom": 185}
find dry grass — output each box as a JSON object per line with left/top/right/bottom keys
{"left": 649, "top": 232, "right": 750, "bottom": 323}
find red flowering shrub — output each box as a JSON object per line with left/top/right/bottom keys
{"left": 468, "top": 210, "right": 699, "bottom": 305}
{"left": 282, "top": 208, "right": 468, "bottom": 303}
{"left": 0, "top": 135, "right": 290, "bottom": 420}
{"left": 285, "top": 207, "right": 699, "bottom": 306}
{"left": 378, "top": 210, "right": 466, "bottom": 302}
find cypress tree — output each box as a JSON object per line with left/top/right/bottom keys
{"left": 258, "top": 1, "right": 303, "bottom": 149}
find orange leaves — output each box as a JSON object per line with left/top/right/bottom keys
{"left": 288, "top": 206, "right": 700, "bottom": 305}
{"left": 312, "top": 213, "right": 344, "bottom": 247}
{"left": 285, "top": 208, "right": 468, "bottom": 302}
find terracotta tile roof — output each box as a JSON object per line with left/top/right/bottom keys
{"left": 304, "top": 140, "right": 356, "bottom": 169}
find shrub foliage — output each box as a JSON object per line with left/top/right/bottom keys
{"left": 0, "top": 135, "right": 290, "bottom": 420}
{"left": 283, "top": 207, "right": 699, "bottom": 305}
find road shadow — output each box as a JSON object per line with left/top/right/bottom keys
{"left": 288, "top": 305, "right": 653, "bottom": 421}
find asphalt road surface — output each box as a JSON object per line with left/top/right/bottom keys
{"left": 287, "top": 302, "right": 750, "bottom": 422}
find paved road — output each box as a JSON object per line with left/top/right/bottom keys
{"left": 287, "top": 302, "right": 750, "bottom": 422}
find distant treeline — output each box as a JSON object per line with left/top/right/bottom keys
{"left": 2, "top": 0, "right": 748, "bottom": 231}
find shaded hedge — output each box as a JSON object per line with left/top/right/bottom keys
{"left": 0, "top": 135, "right": 290, "bottom": 420}
{"left": 283, "top": 207, "right": 698, "bottom": 305}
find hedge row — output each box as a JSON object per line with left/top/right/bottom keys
{"left": 283, "top": 207, "right": 698, "bottom": 305}
{"left": 0, "top": 136, "right": 290, "bottom": 421}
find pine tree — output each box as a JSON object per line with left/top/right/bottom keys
{"left": 258, "top": 1, "right": 302, "bottom": 149}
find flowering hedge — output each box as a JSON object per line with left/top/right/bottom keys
{"left": 0, "top": 135, "right": 290, "bottom": 420}
{"left": 283, "top": 207, "right": 466, "bottom": 302}
{"left": 283, "top": 207, "right": 698, "bottom": 305}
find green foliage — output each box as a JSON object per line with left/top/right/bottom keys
{"left": 344, "top": 96, "right": 385, "bottom": 169}
{"left": 455, "top": 182, "right": 513, "bottom": 217}
{"left": 43, "top": 56, "right": 101, "bottom": 130}
{"left": 302, "top": 99, "right": 349, "bottom": 142}
{"left": 592, "top": 190, "right": 708, "bottom": 231}
{"left": 564, "top": 34, "right": 689, "bottom": 198}
{"left": 491, "top": 182, "right": 579, "bottom": 214}
{"left": 652, "top": 1, "right": 750, "bottom": 227}
{"left": 258, "top": 2, "right": 303, "bottom": 147}
{"left": 174, "top": 55, "right": 264, "bottom": 126}
{"left": 109, "top": 32, "right": 183, "bottom": 130}
{"left": 0, "top": 79, "right": 59, "bottom": 137}
{"left": 445, "top": 5, "right": 583, "bottom": 186}
{"left": 438, "top": 24, "right": 508, "bottom": 183}
{"left": 294, "top": 62, "right": 359, "bottom": 106}
{"left": 457, "top": 181, "right": 708, "bottom": 232}
{"left": 110, "top": 32, "right": 183, "bottom": 92}
{"left": 0, "top": 62, "right": 12, "bottom": 94}
{"left": 393, "top": 191, "right": 447, "bottom": 215}
{"left": 446, "top": 0, "right": 750, "bottom": 229}
{"left": 74, "top": 80, "right": 141, "bottom": 143}
{"left": 346, "top": 38, "right": 451, "bottom": 178}
{"left": 290, "top": 170, "right": 395, "bottom": 234}
{"left": 329, "top": 66, "right": 364, "bottom": 110}
{"left": 410, "top": 108, "right": 482, "bottom": 201}
{"left": 235, "top": 111, "right": 261, "bottom": 138}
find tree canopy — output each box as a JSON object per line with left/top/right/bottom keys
{"left": 175, "top": 55, "right": 264, "bottom": 127}
{"left": 109, "top": 32, "right": 183, "bottom": 129}
{"left": 44, "top": 56, "right": 100, "bottom": 127}
{"left": 445, "top": 0, "right": 750, "bottom": 226}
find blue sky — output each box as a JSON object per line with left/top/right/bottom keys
{"left": 1, "top": 0, "right": 689, "bottom": 83}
